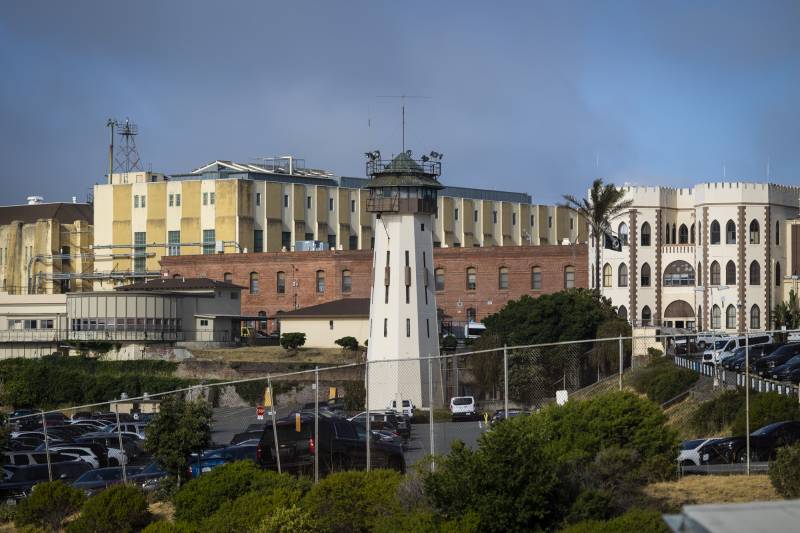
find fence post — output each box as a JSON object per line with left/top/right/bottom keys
{"left": 503, "top": 346, "right": 509, "bottom": 419}
{"left": 267, "top": 375, "right": 281, "bottom": 474}
{"left": 428, "top": 355, "right": 435, "bottom": 472}
{"left": 618, "top": 335, "right": 623, "bottom": 391}
{"left": 314, "top": 366, "right": 319, "bottom": 483}
{"left": 41, "top": 411, "right": 52, "bottom": 482}
{"left": 365, "top": 360, "right": 370, "bottom": 472}
{"left": 114, "top": 401, "right": 127, "bottom": 483}
{"left": 745, "top": 333, "right": 750, "bottom": 476}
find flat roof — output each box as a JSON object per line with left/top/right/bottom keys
{"left": 664, "top": 499, "right": 800, "bottom": 532}
{"left": 115, "top": 277, "right": 244, "bottom": 291}
{"left": 277, "top": 298, "right": 369, "bottom": 319}
{"left": 0, "top": 202, "right": 93, "bottom": 226}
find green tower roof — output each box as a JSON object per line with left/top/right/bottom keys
{"left": 365, "top": 152, "right": 444, "bottom": 189}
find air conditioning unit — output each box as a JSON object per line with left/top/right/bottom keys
{"left": 215, "top": 240, "right": 224, "bottom": 253}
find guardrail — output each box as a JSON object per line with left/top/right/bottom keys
{"left": 673, "top": 355, "right": 800, "bottom": 398}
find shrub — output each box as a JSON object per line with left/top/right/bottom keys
{"left": 201, "top": 489, "right": 303, "bottom": 533}
{"left": 647, "top": 347, "right": 664, "bottom": 358}
{"left": 561, "top": 508, "right": 669, "bottom": 533}
{"left": 342, "top": 380, "right": 366, "bottom": 412}
{"left": 731, "top": 392, "right": 800, "bottom": 436}
{"left": 15, "top": 480, "right": 85, "bottom": 531}
{"left": 630, "top": 357, "right": 698, "bottom": 404}
{"left": 67, "top": 485, "right": 151, "bottom": 533}
{"left": 303, "top": 470, "right": 403, "bottom": 533}
{"left": 564, "top": 490, "right": 617, "bottom": 524}
{"left": 690, "top": 389, "right": 744, "bottom": 436}
{"left": 141, "top": 522, "right": 198, "bottom": 533}
{"left": 769, "top": 442, "right": 800, "bottom": 498}
{"left": 335, "top": 336, "right": 359, "bottom": 351}
{"left": 280, "top": 332, "right": 306, "bottom": 351}
{"left": 173, "top": 461, "right": 308, "bottom": 524}
{"left": 441, "top": 335, "right": 458, "bottom": 351}
{"left": 253, "top": 506, "right": 321, "bottom": 533}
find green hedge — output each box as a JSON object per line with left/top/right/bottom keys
{"left": 691, "top": 390, "right": 800, "bottom": 436}
{"left": 630, "top": 357, "right": 699, "bottom": 404}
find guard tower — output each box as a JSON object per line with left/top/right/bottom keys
{"left": 365, "top": 150, "right": 443, "bottom": 410}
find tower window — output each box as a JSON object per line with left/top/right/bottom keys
{"left": 406, "top": 318, "right": 411, "bottom": 338}
{"left": 276, "top": 271, "right": 286, "bottom": 294}
{"left": 383, "top": 318, "right": 388, "bottom": 337}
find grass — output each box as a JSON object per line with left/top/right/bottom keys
{"left": 644, "top": 475, "right": 779, "bottom": 508}
{"left": 189, "top": 345, "right": 362, "bottom": 364}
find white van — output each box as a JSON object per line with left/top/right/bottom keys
{"left": 464, "top": 322, "right": 486, "bottom": 339}
{"left": 702, "top": 334, "right": 773, "bottom": 365}
{"left": 449, "top": 396, "right": 477, "bottom": 421}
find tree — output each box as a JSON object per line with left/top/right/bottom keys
{"left": 66, "top": 485, "right": 151, "bottom": 533}
{"left": 591, "top": 319, "right": 632, "bottom": 378}
{"left": 441, "top": 335, "right": 458, "bottom": 352}
{"left": 144, "top": 395, "right": 212, "bottom": 488}
{"left": 15, "top": 480, "right": 85, "bottom": 531}
{"left": 773, "top": 290, "right": 800, "bottom": 342}
{"left": 280, "top": 332, "right": 307, "bottom": 351}
{"left": 562, "top": 179, "right": 633, "bottom": 292}
{"left": 335, "top": 336, "right": 359, "bottom": 351}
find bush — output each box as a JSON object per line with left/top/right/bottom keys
{"left": 630, "top": 357, "right": 698, "bottom": 404}
{"left": 560, "top": 508, "right": 669, "bottom": 533}
{"left": 342, "top": 380, "right": 366, "bottom": 412}
{"left": 280, "top": 332, "right": 306, "bottom": 351}
{"left": 731, "top": 392, "right": 800, "bottom": 436}
{"left": 335, "top": 336, "right": 359, "bottom": 351}
{"left": 253, "top": 506, "right": 321, "bottom": 533}
{"left": 67, "top": 485, "right": 151, "bottom": 533}
{"left": 141, "top": 522, "right": 198, "bottom": 533}
{"left": 647, "top": 347, "right": 664, "bottom": 358}
{"left": 770, "top": 442, "right": 800, "bottom": 498}
{"left": 303, "top": 470, "right": 404, "bottom": 532}
{"left": 441, "top": 335, "right": 458, "bottom": 351}
{"left": 15, "top": 480, "right": 85, "bottom": 531}
{"left": 201, "top": 489, "right": 303, "bottom": 533}
{"left": 690, "top": 389, "right": 744, "bottom": 436}
{"left": 173, "top": 461, "right": 308, "bottom": 524}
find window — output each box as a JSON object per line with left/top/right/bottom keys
{"left": 223, "top": 272, "right": 232, "bottom": 282}
{"left": 305, "top": 232, "right": 314, "bottom": 241}
{"left": 641, "top": 263, "right": 651, "bottom": 287}
{"left": 167, "top": 230, "right": 181, "bottom": 256}
{"left": 618, "top": 305, "right": 628, "bottom": 320}
{"left": 710, "top": 220, "right": 720, "bottom": 244}
{"left": 691, "top": 223, "right": 696, "bottom": 244}
{"left": 426, "top": 319, "right": 430, "bottom": 338}
{"left": 618, "top": 263, "right": 628, "bottom": 287}
{"left": 276, "top": 271, "right": 286, "bottom": 294}
{"left": 349, "top": 235, "right": 358, "bottom": 250}
{"left": 776, "top": 261, "right": 782, "bottom": 287}
{"left": 513, "top": 212, "right": 517, "bottom": 226}
{"left": 712, "top": 305, "right": 721, "bottom": 329}
{"left": 281, "top": 232, "right": 291, "bottom": 250}
{"left": 330, "top": 320, "right": 334, "bottom": 330}
{"left": 256, "top": 192, "right": 261, "bottom": 206}
{"left": 641, "top": 306, "right": 652, "bottom": 326}
{"left": 327, "top": 234, "right": 336, "bottom": 249}
{"left": 492, "top": 211, "right": 497, "bottom": 224}
{"left": 133, "top": 232, "right": 146, "bottom": 273}
{"left": 169, "top": 194, "right": 174, "bottom": 207}
{"left": 679, "top": 224, "right": 688, "bottom": 244}
{"left": 202, "top": 229, "right": 216, "bottom": 255}
{"left": 475, "top": 210, "right": 479, "bottom": 222}
{"left": 570, "top": 217, "right": 573, "bottom": 230}
{"left": 249, "top": 272, "right": 259, "bottom": 294}
{"left": 663, "top": 261, "right": 695, "bottom": 286}
{"left": 776, "top": 220, "right": 780, "bottom": 245}
{"left": 307, "top": 196, "right": 312, "bottom": 209}
{"left": 697, "top": 262, "right": 702, "bottom": 285}
{"left": 640, "top": 222, "right": 651, "bottom": 246}
{"left": 466, "top": 267, "right": 476, "bottom": 290}
{"left": 726, "top": 305, "right": 736, "bottom": 329}
{"left": 710, "top": 261, "right": 721, "bottom": 285}
{"left": 750, "top": 305, "right": 761, "bottom": 330}
{"left": 341, "top": 270, "right": 352, "bottom": 293}
{"left": 435, "top": 268, "right": 445, "bottom": 291}
{"left": 749, "top": 219, "right": 759, "bottom": 244}
{"left": 497, "top": 266, "right": 509, "bottom": 289}
{"left": 454, "top": 208, "right": 459, "bottom": 221}
{"left": 726, "top": 220, "right": 736, "bottom": 244}
{"left": 351, "top": 199, "right": 356, "bottom": 213}
{"left": 531, "top": 267, "right": 542, "bottom": 290}
{"left": 618, "top": 223, "right": 629, "bottom": 246}
{"left": 564, "top": 266, "right": 575, "bottom": 288}
{"left": 406, "top": 318, "right": 411, "bottom": 338}
{"left": 284, "top": 195, "right": 289, "bottom": 208}
{"left": 725, "top": 261, "right": 736, "bottom": 285}
{"left": 548, "top": 216, "right": 552, "bottom": 228}
{"left": 466, "top": 307, "right": 477, "bottom": 322}
{"left": 329, "top": 198, "right": 334, "bottom": 211}
{"left": 383, "top": 318, "right": 388, "bottom": 337}
{"left": 316, "top": 270, "right": 325, "bottom": 293}
{"left": 175, "top": 193, "right": 181, "bottom": 206}
{"left": 134, "top": 195, "right": 140, "bottom": 208}
{"left": 602, "top": 263, "right": 612, "bottom": 287}
{"left": 749, "top": 261, "right": 760, "bottom": 285}
{"left": 665, "top": 223, "right": 671, "bottom": 244}
{"left": 253, "top": 230, "right": 263, "bottom": 253}
{"left": 203, "top": 192, "right": 208, "bottom": 205}
{"left": 209, "top": 192, "right": 215, "bottom": 205}
{"left": 421, "top": 223, "right": 425, "bottom": 231}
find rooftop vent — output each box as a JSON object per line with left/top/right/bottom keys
{"left": 27, "top": 196, "right": 44, "bottom": 205}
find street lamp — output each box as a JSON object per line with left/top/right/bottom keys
{"left": 738, "top": 302, "right": 751, "bottom": 475}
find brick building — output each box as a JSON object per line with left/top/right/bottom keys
{"left": 161, "top": 244, "right": 588, "bottom": 330}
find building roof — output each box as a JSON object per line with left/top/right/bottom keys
{"left": 664, "top": 499, "right": 800, "bottom": 532}
{"left": 115, "top": 277, "right": 244, "bottom": 292}
{"left": 365, "top": 152, "right": 444, "bottom": 190}
{"left": 277, "top": 298, "right": 370, "bottom": 319}
{"left": 0, "top": 202, "right": 93, "bottom": 226}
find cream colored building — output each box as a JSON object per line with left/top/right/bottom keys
{"left": 276, "top": 298, "right": 369, "bottom": 349}
{"left": 92, "top": 158, "right": 588, "bottom": 288}
{"left": 781, "top": 217, "right": 800, "bottom": 301}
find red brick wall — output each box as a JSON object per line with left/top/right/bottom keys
{"left": 161, "top": 244, "right": 588, "bottom": 325}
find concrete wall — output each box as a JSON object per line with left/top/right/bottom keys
{"left": 279, "top": 316, "right": 368, "bottom": 348}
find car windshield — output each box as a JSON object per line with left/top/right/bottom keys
{"left": 680, "top": 439, "right": 706, "bottom": 450}
{"left": 452, "top": 397, "right": 473, "bottom": 405}
{"left": 713, "top": 340, "right": 729, "bottom": 350}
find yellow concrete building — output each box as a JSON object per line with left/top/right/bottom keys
{"left": 92, "top": 158, "right": 588, "bottom": 288}
{"left": 0, "top": 200, "right": 93, "bottom": 294}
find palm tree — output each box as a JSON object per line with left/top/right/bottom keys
{"left": 562, "top": 179, "right": 633, "bottom": 293}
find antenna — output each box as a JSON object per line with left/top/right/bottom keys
{"left": 107, "top": 118, "right": 143, "bottom": 182}
{"left": 376, "top": 95, "right": 431, "bottom": 153}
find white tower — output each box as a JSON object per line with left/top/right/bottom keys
{"left": 365, "top": 150, "right": 443, "bottom": 410}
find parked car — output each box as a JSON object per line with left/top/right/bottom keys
{"left": 449, "top": 396, "right": 477, "bottom": 421}
{"left": 2, "top": 451, "right": 74, "bottom": 467}
{"left": 753, "top": 344, "right": 800, "bottom": 376}
{"left": 230, "top": 430, "right": 263, "bottom": 446}
{"left": 35, "top": 443, "right": 109, "bottom": 469}
{"left": 677, "top": 438, "right": 722, "bottom": 466}
{"left": 102, "top": 422, "right": 147, "bottom": 437}
{"left": 702, "top": 334, "right": 773, "bottom": 365}
{"left": 348, "top": 411, "right": 410, "bottom": 439}
{"left": 74, "top": 434, "right": 137, "bottom": 465}
{"left": 489, "top": 409, "right": 530, "bottom": 426}
{"left": 705, "top": 420, "right": 800, "bottom": 463}
{"left": 387, "top": 399, "right": 415, "bottom": 419}
{"left": 770, "top": 355, "right": 800, "bottom": 382}
{"left": 188, "top": 445, "right": 258, "bottom": 478}
{"left": 0, "top": 461, "right": 92, "bottom": 502}
{"left": 695, "top": 332, "right": 723, "bottom": 350}
{"left": 129, "top": 462, "right": 167, "bottom": 492}
{"left": 727, "top": 344, "right": 782, "bottom": 372}
{"left": 72, "top": 466, "right": 143, "bottom": 496}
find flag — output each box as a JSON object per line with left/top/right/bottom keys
{"left": 604, "top": 231, "right": 622, "bottom": 251}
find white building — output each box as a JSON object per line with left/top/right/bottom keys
{"left": 595, "top": 182, "right": 800, "bottom": 333}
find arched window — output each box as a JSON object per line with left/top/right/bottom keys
{"left": 618, "top": 223, "right": 629, "bottom": 246}
{"left": 564, "top": 266, "right": 575, "bottom": 288}
{"left": 672, "top": 224, "right": 677, "bottom": 244}
{"left": 276, "top": 271, "right": 286, "bottom": 294}
{"left": 776, "top": 261, "right": 782, "bottom": 287}
{"left": 710, "top": 261, "right": 721, "bottom": 285}
{"left": 679, "top": 224, "right": 689, "bottom": 244}
{"left": 466, "top": 267, "right": 477, "bottom": 290}
{"left": 435, "top": 268, "right": 445, "bottom": 291}
{"left": 725, "top": 261, "right": 736, "bottom": 286}
{"left": 618, "top": 263, "right": 628, "bottom": 287}
{"left": 697, "top": 262, "right": 702, "bottom": 285}
{"left": 249, "top": 272, "right": 259, "bottom": 294}
{"left": 663, "top": 260, "right": 695, "bottom": 286}
{"left": 665, "top": 223, "right": 671, "bottom": 244}
{"left": 223, "top": 272, "right": 232, "bottom": 282}
{"left": 641, "top": 306, "right": 652, "bottom": 326}
{"left": 466, "top": 307, "right": 476, "bottom": 322}
{"left": 776, "top": 220, "right": 780, "bottom": 245}
{"left": 710, "top": 220, "right": 720, "bottom": 244}
{"left": 316, "top": 270, "right": 325, "bottom": 293}
{"left": 498, "top": 266, "right": 509, "bottom": 289}
{"left": 749, "top": 261, "right": 760, "bottom": 285}
{"left": 341, "top": 269, "right": 352, "bottom": 293}
{"left": 641, "top": 222, "right": 651, "bottom": 246}
{"left": 618, "top": 305, "right": 628, "bottom": 320}
{"left": 172, "top": 274, "right": 181, "bottom": 279}
{"left": 697, "top": 305, "right": 702, "bottom": 324}
{"left": 641, "top": 263, "right": 651, "bottom": 287}
{"left": 602, "top": 263, "right": 612, "bottom": 287}
{"left": 691, "top": 223, "right": 696, "bottom": 244}
{"left": 712, "top": 305, "right": 721, "bottom": 329}
{"left": 726, "top": 220, "right": 736, "bottom": 244}
{"left": 726, "top": 305, "right": 736, "bottom": 329}
{"left": 749, "top": 219, "right": 760, "bottom": 244}
{"left": 750, "top": 305, "right": 761, "bottom": 330}
{"left": 531, "top": 267, "right": 542, "bottom": 290}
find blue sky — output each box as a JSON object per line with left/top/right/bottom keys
{"left": 1, "top": 0, "right": 799, "bottom": 204}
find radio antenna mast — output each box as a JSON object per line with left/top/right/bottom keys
{"left": 376, "top": 95, "right": 430, "bottom": 153}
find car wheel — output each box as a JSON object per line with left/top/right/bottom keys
{"left": 680, "top": 459, "right": 694, "bottom": 467}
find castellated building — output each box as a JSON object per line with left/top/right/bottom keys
{"left": 596, "top": 182, "right": 800, "bottom": 333}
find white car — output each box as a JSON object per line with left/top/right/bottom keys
{"left": 387, "top": 400, "right": 414, "bottom": 419}
{"left": 449, "top": 396, "right": 477, "bottom": 421}
{"left": 677, "top": 438, "right": 720, "bottom": 466}
{"left": 702, "top": 334, "right": 773, "bottom": 365}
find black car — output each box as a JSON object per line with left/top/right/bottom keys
{"left": 705, "top": 420, "right": 800, "bottom": 463}
{"left": 489, "top": 409, "right": 530, "bottom": 426}
{"left": 256, "top": 412, "right": 405, "bottom": 475}
{"left": 753, "top": 344, "right": 800, "bottom": 376}
{"left": 724, "top": 343, "right": 782, "bottom": 372}
{"left": 230, "top": 430, "right": 263, "bottom": 445}
{"left": 770, "top": 355, "right": 800, "bottom": 382}
{"left": 72, "top": 466, "right": 143, "bottom": 496}
{"left": 348, "top": 411, "right": 410, "bottom": 440}
{"left": 0, "top": 461, "right": 92, "bottom": 501}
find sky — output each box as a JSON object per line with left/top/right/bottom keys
{"left": 1, "top": 0, "right": 799, "bottom": 205}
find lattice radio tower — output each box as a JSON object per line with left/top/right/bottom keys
{"left": 106, "top": 118, "right": 143, "bottom": 183}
